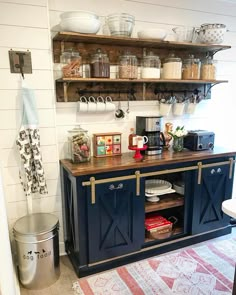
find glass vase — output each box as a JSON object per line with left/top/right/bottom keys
{"left": 173, "top": 137, "right": 184, "bottom": 152}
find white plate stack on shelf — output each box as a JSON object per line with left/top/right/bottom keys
{"left": 145, "top": 179, "right": 175, "bottom": 202}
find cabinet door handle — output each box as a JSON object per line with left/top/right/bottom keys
{"left": 90, "top": 177, "right": 96, "bottom": 204}
{"left": 109, "top": 183, "right": 123, "bottom": 190}
{"left": 229, "top": 157, "right": 234, "bottom": 179}
{"left": 197, "top": 162, "right": 202, "bottom": 184}
{"left": 135, "top": 170, "right": 140, "bottom": 196}
{"left": 211, "top": 169, "right": 216, "bottom": 174}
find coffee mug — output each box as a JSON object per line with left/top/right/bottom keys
{"left": 88, "top": 96, "right": 97, "bottom": 112}
{"left": 105, "top": 96, "right": 116, "bottom": 112}
{"left": 96, "top": 96, "right": 106, "bottom": 112}
{"left": 136, "top": 135, "right": 148, "bottom": 148}
{"left": 77, "top": 96, "right": 88, "bottom": 112}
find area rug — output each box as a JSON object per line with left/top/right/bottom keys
{"left": 72, "top": 237, "right": 236, "bottom": 294}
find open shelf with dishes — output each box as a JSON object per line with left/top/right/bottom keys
{"left": 53, "top": 32, "right": 231, "bottom": 102}
{"left": 144, "top": 174, "right": 186, "bottom": 244}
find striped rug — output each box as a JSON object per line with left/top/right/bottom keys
{"left": 72, "top": 237, "right": 236, "bottom": 294}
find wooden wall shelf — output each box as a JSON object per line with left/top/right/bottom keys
{"left": 53, "top": 32, "right": 231, "bottom": 102}
{"left": 53, "top": 32, "right": 231, "bottom": 53}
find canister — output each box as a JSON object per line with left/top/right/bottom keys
{"left": 163, "top": 53, "right": 182, "bottom": 79}
{"left": 90, "top": 48, "right": 110, "bottom": 78}
{"left": 68, "top": 125, "right": 91, "bottom": 163}
{"left": 182, "top": 54, "right": 201, "bottom": 79}
{"left": 118, "top": 52, "right": 138, "bottom": 79}
{"left": 141, "top": 51, "right": 161, "bottom": 79}
{"left": 13, "top": 213, "right": 60, "bottom": 289}
{"left": 60, "top": 48, "right": 82, "bottom": 78}
{"left": 201, "top": 56, "right": 217, "bottom": 80}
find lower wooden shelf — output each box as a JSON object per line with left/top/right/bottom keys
{"left": 144, "top": 226, "right": 184, "bottom": 243}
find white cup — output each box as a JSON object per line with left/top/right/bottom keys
{"left": 88, "top": 96, "right": 97, "bottom": 112}
{"left": 96, "top": 96, "right": 106, "bottom": 112}
{"left": 159, "top": 103, "right": 172, "bottom": 116}
{"left": 77, "top": 96, "right": 88, "bottom": 112}
{"left": 185, "top": 102, "right": 197, "bottom": 114}
{"left": 105, "top": 96, "right": 116, "bottom": 112}
{"left": 136, "top": 135, "right": 148, "bottom": 148}
{"left": 173, "top": 102, "right": 185, "bottom": 116}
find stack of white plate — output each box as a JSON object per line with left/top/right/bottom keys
{"left": 145, "top": 179, "right": 175, "bottom": 202}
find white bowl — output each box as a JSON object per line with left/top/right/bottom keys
{"left": 137, "top": 29, "right": 167, "bottom": 40}
{"left": 60, "top": 10, "right": 99, "bottom": 20}
{"left": 60, "top": 17, "right": 101, "bottom": 34}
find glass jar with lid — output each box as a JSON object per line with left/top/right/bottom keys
{"left": 118, "top": 52, "right": 138, "bottom": 79}
{"left": 60, "top": 49, "right": 82, "bottom": 78}
{"left": 163, "top": 53, "right": 182, "bottom": 79}
{"left": 201, "top": 56, "right": 217, "bottom": 80}
{"left": 68, "top": 125, "right": 91, "bottom": 163}
{"left": 90, "top": 48, "right": 110, "bottom": 78}
{"left": 182, "top": 54, "right": 201, "bottom": 80}
{"left": 141, "top": 51, "right": 161, "bottom": 79}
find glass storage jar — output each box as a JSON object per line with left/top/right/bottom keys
{"left": 60, "top": 49, "right": 82, "bottom": 78}
{"left": 201, "top": 56, "right": 217, "bottom": 80}
{"left": 163, "top": 53, "right": 182, "bottom": 79}
{"left": 182, "top": 54, "right": 201, "bottom": 80}
{"left": 68, "top": 125, "right": 91, "bottom": 163}
{"left": 141, "top": 51, "right": 161, "bottom": 79}
{"left": 90, "top": 48, "right": 110, "bottom": 78}
{"left": 118, "top": 52, "right": 138, "bottom": 79}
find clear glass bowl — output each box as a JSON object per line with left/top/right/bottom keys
{"left": 172, "top": 26, "right": 196, "bottom": 43}
{"left": 107, "top": 13, "right": 135, "bottom": 37}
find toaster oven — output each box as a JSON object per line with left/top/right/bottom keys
{"left": 183, "top": 130, "right": 215, "bottom": 151}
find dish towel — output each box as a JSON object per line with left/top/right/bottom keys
{"left": 16, "top": 81, "right": 48, "bottom": 213}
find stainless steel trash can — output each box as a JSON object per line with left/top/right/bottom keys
{"left": 13, "top": 213, "right": 60, "bottom": 290}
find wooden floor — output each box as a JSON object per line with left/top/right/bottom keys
{"left": 20, "top": 228, "right": 236, "bottom": 295}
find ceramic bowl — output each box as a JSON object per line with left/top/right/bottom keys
{"left": 60, "top": 10, "right": 99, "bottom": 20}
{"left": 137, "top": 29, "right": 167, "bottom": 40}
{"left": 60, "top": 16, "right": 101, "bottom": 34}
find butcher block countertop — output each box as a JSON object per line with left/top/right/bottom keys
{"left": 60, "top": 147, "right": 236, "bottom": 177}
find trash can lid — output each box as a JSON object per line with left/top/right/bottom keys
{"left": 13, "top": 213, "right": 59, "bottom": 235}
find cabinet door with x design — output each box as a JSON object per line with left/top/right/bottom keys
{"left": 86, "top": 176, "right": 145, "bottom": 263}
{"left": 191, "top": 160, "right": 233, "bottom": 235}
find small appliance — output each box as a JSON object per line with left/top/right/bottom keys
{"left": 183, "top": 130, "right": 215, "bottom": 151}
{"left": 136, "top": 116, "right": 165, "bottom": 155}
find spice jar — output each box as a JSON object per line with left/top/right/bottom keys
{"left": 60, "top": 49, "right": 82, "bottom": 78}
{"left": 182, "top": 54, "right": 201, "bottom": 80}
{"left": 118, "top": 52, "right": 138, "bottom": 79}
{"left": 90, "top": 48, "right": 110, "bottom": 78}
{"left": 68, "top": 125, "right": 91, "bottom": 163}
{"left": 163, "top": 53, "right": 182, "bottom": 79}
{"left": 201, "top": 57, "right": 217, "bottom": 80}
{"left": 141, "top": 51, "right": 161, "bottom": 79}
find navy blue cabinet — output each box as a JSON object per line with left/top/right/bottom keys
{"left": 86, "top": 177, "right": 145, "bottom": 263}
{"left": 60, "top": 154, "right": 235, "bottom": 277}
{"left": 191, "top": 160, "right": 233, "bottom": 234}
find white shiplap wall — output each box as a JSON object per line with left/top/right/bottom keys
{"left": 0, "top": 0, "right": 64, "bottom": 254}
{"left": 0, "top": 1, "right": 236, "bottom": 269}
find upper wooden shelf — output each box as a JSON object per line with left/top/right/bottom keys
{"left": 57, "top": 78, "right": 228, "bottom": 84}
{"left": 53, "top": 32, "right": 231, "bottom": 53}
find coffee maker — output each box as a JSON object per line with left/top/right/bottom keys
{"left": 136, "top": 116, "right": 165, "bottom": 155}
